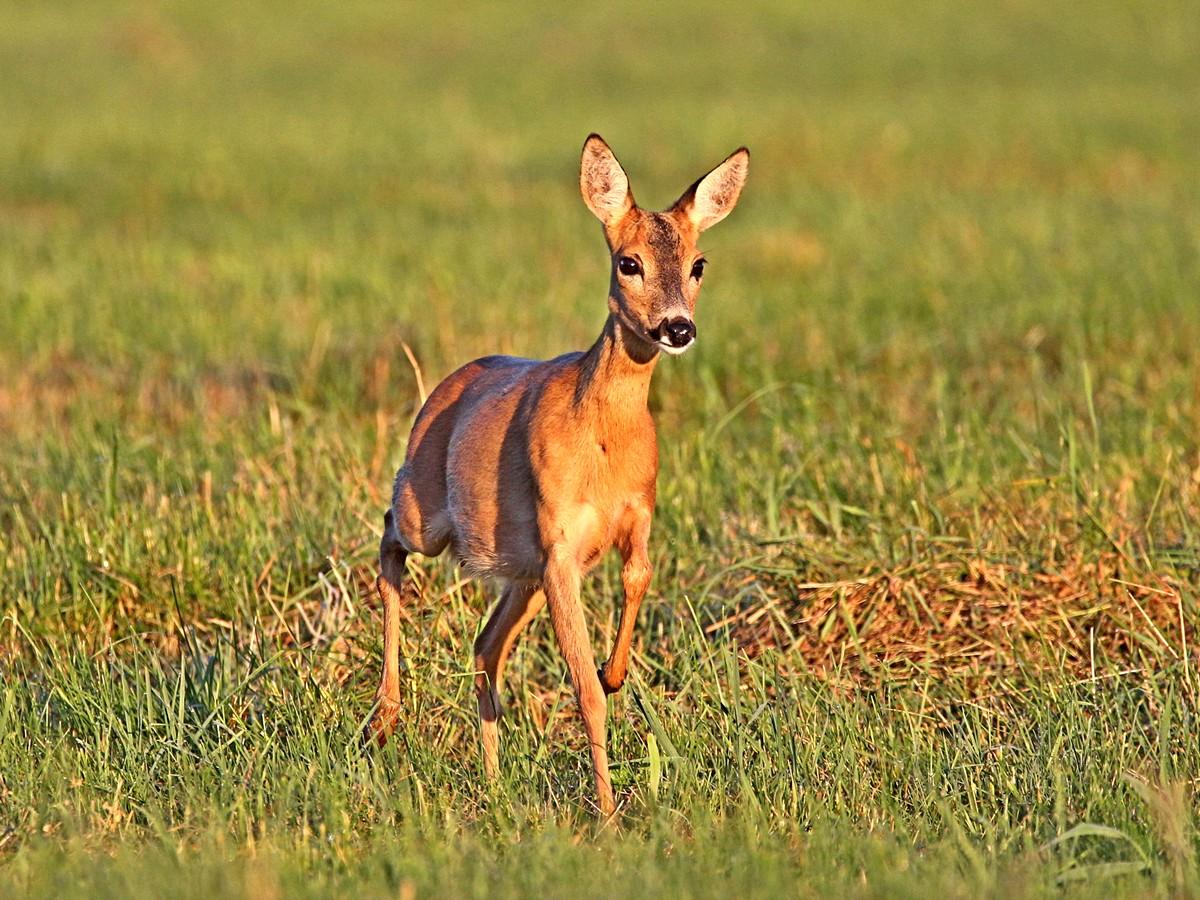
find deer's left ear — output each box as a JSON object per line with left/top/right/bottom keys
{"left": 672, "top": 147, "right": 750, "bottom": 232}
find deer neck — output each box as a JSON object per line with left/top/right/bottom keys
{"left": 575, "top": 312, "right": 659, "bottom": 425}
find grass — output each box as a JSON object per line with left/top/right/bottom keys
{"left": 1, "top": 0, "right": 1199, "bottom": 895}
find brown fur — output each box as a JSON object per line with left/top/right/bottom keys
{"left": 367, "top": 134, "right": 749, "bottom": 817}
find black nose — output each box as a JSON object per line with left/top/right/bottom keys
{"left": 663, "top": 317, "right": 696, "bottom": 347}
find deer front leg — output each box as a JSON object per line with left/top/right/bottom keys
{"left": 474, "top": 581, "right": 546, "bottom": 779}
{"left": 599, "top": 506, "right": 652, "bottom": 695}
{"left": 543, "top": 547, "right": 615, "bottom": 817}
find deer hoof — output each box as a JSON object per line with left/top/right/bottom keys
{"left": 597, "top": 664, "right": 624, "bottom": 695}
{"left": 363, "top": 696, "right": 401, "bottom": 747}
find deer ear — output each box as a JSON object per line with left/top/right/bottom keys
{"left": 580, "top": 134, "right": 634, "bottom": 226}
{"left": 672, "top": 147, "right": 750, "bottom": 232}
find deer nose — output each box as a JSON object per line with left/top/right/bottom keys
{"left": 662, "top": 317, "right": 696, "bottom": 348}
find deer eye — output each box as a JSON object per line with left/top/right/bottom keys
{"left": 617, "top": 256, "right": 642, "bottom": 277}
{"left": 690, "top": 259, "right": 706, "bottom": 280}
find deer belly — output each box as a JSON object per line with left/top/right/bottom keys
{"left": 444, "top": 447, "right": 544, "bottom": 581}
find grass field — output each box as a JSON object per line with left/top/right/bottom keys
{"left": 2, "top": 0, "right": 1199, "bottom": 896}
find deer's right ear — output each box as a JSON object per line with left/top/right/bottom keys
{"left": 580, "top": 134, "right": 633, "bottom": 226}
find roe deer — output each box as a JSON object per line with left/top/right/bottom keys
{"left": 366, "top": 134, "right": 749, "bottom": 816}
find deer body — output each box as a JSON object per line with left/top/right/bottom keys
{"left": 368, "top": 135, "right": 748, "bottom": 816}
{"left": 394, "top": 326, "right": 657, "bottom": 582}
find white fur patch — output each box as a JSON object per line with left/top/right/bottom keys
{"left": 657, "top": 338, "right": 695, "bottom": 356}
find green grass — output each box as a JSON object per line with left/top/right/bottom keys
{"left": 2, "top": 0, "right": 1199, "bottom": 896}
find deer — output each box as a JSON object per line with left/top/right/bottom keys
{"left": 365, "top": 134, "right": 749, "bottom": 817}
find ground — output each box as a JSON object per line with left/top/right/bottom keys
{"left": 1, "top": 0, "right": 1198, "bottom": 897}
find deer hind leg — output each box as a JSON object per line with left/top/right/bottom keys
{"left": 544, "top": 549, "right": 615, "bottom": 817}
{"left": 473, "top": 581, "right": 546, "bottom": 778}
{"left": 365, "top": 509, "right": 414, "bottom": 747}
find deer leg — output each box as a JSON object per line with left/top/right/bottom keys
{"left": 365, "top": 510, "right": 412, "bottom": 747}
{"left": 599, "top": 507, "right": 652, "bottom": 695}
{"left": 544, "top": 549, "right": 615, "bottom": 817}
{"left": 474, "top": 581, "right": 546, "bottom": 778}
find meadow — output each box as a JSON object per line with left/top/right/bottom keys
{"left": 2, "top": 0, "right": 1199, "bottom": 896}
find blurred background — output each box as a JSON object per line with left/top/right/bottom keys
{"left": 4, "top": 0, "right": 1197, "bottom": 383}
